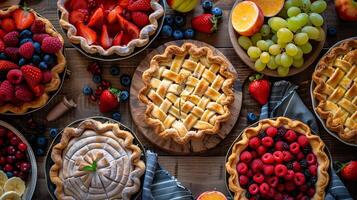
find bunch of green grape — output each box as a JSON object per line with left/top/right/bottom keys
{"left": 238, "top": 0, "right": 327, "bottom": 76}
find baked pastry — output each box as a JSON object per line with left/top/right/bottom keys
{"left": 50, "top": 119, "right": 145, "bottom": 200}
{"left": 57, "top": 0, "right": 164, "bottom": 56}
{"left": 312, "top": 39, "right": 357, "bottom": 144}
{"left": 0, "top": 5, "right": 66, "bottom": 114}
{"left": 226, "top": 117, "right": 329, "bottom": 200}
{"left": 138, "top": 43, "right": 237, "bottom": 144}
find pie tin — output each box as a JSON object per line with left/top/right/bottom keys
{"left": 0, "top": 120, "right": 37, "bottom": 200}
{"left": 310, "top": 37, "right": 357, "bottom": 147}
{"left": 44, "top": 116, "right": 146, "bottom": 200}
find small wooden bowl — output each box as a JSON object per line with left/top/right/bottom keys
{"left": 228, "top": 0, "right": 326, "bottom": 77}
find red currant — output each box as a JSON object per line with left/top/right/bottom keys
{"left": 18, "top": 143, "right": 27, "bottom": 152}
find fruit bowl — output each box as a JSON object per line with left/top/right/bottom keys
{"left": 229, "top": 0, "right": 326, "bottom": 77}
{"left": 0, "top": 120, "right": 37, "bottom": 200}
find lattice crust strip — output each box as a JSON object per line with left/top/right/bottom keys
{"left": 139, "top": 43, "right": 237, "bottom": 144}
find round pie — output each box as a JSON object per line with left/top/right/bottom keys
{"left": 226, "top": 117, "right": 329, "bottom": 200}
{"left": 312, "top": 38, "right": 357, "bottom": 144}
{"left": 138, "top": 43, "right": 237, "bottom": 144}
{"left": 50, "top": 119, "right": 145, "bottom": 200}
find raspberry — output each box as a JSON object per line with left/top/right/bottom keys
{"left": 250, "top": 151, "right": 258, "bottom": 159}
{"left": 307, "top": 187, "right": 315, "bottom": 197}
{"left": 266, "top": 126, "right": 278, "bottom": 137}
{"left": 15, "top": 85, "right": 33, "bottom": 102}
{"left": 274, "top": 141, "right": 286, "bottom": 151}
{"left": 285, "top": 181, "right": 295, "bottom": 191}
{"left": 297, "top": 135, "right": 309, "bottom": 147}
{"left": 294, "top": 172, "right": 306, "bottom": 186}
{"left": 262, "top": 136, "right": 274, "bottom": 147}
{"left": 252, "top": 159, "right": 263, "bottom": 172}
{"left": 308, "top": 165, "right": 317, "bottom": 176}
{"left": 289, "top": 142, "right": 300, "bottom": 154}
{"left": 7, "top": 69, "right": 23, "bottom": 84}
{"left": 262, "top": 153, "right": 274, "bottom": 164}
{"left": 42, "top": 70, "right": 52, "bottom": 83}
{"left": 293, "top": 161, "right": 301, "bottom": 172}
{"left": 236, "top": 162, "right": 248, "bottom": 174}
{"left": 0, "top": 39, "right": 5, "bottom": 52}
{"left": 3, "top": 31, "right": 19, "bottom": 47}
{"left": 0, "top": 80, "right": 14, "bottom": 101}
{"left": 248, "top": 183, "right": 259, "bottom": 195}
{"left": 296, "top": 152, "right": 305, "bottom": 160}
{"left": 283, "top": 151, "right": 293, "bottom": 162}
{"left": 256, "top": 145, "right": 267, "bottom": 155}
{"left": 284, "top": 130, "right": 297, "bottom": 142}
{"left": 268, "top": 176, "right": 278, "bottom": 188}
{"left": 240, "top": 151, "right": 252, "bottom": 163}
{"left": 274, "top": 164, "right": 287, "bottom": 177}
{"left": 5, "top": 47, "right": 19, "bottom": 61}
{"left": 249, "top": 137, "right": 261, "bottom": 149}
{"left": 259, "top": 183, "right": 269, "bottom": 195}
{"left": 19, "top": 42, "right": 35, "bottom": 59}
{"left": 273, "top": 151, "right": 284, "bottom": 163}
{"left": 284, "top": 169, "right": 295, "bottom": 180}
{"left": 253, "top": 173, "right": 264, "bottom": 183}
{"left": 239, "top": 175, "right": 249, "bottom": 186}
{"left": 41, "top": 36, "right": 63, "bottom": 53}
{"left": 32, "top": 33, "right": 50, "bottom": 44}
{"left": 30, "top": 20, "right": 46, "bottom": 33}
{"left": 306, "top": 153, "right": 316, "bottom": 165}
{"left": 276, "top": 184, "right": 284, "bottom": 192}
{"left": 300, "top": 184, "right": 308, "bottom": 192}
{"left": 247, "top": 169, "right": 253, "bottom": 177}
{"left": 274, "top": 193, "right": 283, "bottom": 200}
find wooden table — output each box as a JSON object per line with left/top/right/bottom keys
{"left": 0, "top": 0, "right": 356, "bottom": 199}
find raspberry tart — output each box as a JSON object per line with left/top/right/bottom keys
{"left": 57, "top": 0, "right": 164, "bottom": 57}
{"left": 0, "top": 5, "right": 66, "bottom": 114}
{"left": 226, "top": 117, "right": 329, "bottom": 200}
{"left": 50, "top": 119, "right": 145, "bottom": 199}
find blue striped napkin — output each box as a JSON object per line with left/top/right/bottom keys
{"left": 142, "top": 150, "right": 194, "bottom": 200}
{"left": 259, "top": 80, "right": 352, "bottom": 200}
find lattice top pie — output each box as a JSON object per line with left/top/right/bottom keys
{"left": 50, "top": 119, "right": 145, "bottom": 200}
{"left": 312, "top": 39, "right": 357, "bottom": 144}
{"left": 138, "top": 43, "right": 237, "bottom": 144}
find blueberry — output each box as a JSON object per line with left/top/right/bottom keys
{"left": 112, "top": 112, "right": 121, "bottom": 121}
{"left": 161, "top": 25, "right": 173, "bottom": 38}
{"left": 247, "top": 112, "right": 258, "bottom": 123}
{"left": 20, "top": 38, "right": 33, "bottom": 45}
{"left": 6, "top": 172, "right": 13, "bottom": 178}
{"left": 20, "top": 30, "right": 32, "bottom": 39}
{"left": 38, "top": 124, "right": 47, "bottom": 133}
{"left": 33, "top": 42, "right": 41, "bottom": 53}
{"left": 18, "top": 58, "right": 26, "bottom": 66}
{"left": 35, "top": 148, "right": 45, "bottom": 156}
{"left": 110, "top": 66, "right": 120, "bottom": 76}
{"left": 119, "top": 90, "right": 129, "bottom": 101}
{"left": 211, "top": 7, "right": 223, "bottom": 17}
{"left": 36, "top": 136, "right": 48, "bottom": 148}
{"left": 39, "top": 62, "right": 48, "bottom": 70}
{"left": 120, "top": 75, "right": 131, "bottom": 86}
{"left": 202, "top": 0, "right": 213, "bottom": 12}
{"left": 82, "top": 85, "right": 93, "bottom": 95}
{"left": 173, "top": 30, "right": 184, "bottom": 40}
{"left": 327, "top": 27, "right": 337, "bottom": 36}
{"left": 49, "top": 128, "right": 59, "bottom": 138}
{"left": 0, "top": 53, "right": 8, "bottom": 60}
{"left": 43, "top": 54, "right": 55, "bottom": 66}
{"left": 184, "top": 28, "right": 195, "bottom": 39}
{"left": 92, "top": 75, "right": 102, "bottom": 83}
{"left": 32, "top": 55, "right": 41, "bottom": 65}
{"left": 174, "top": 15, "right": 186, "bottom": 28}
{"left": 163, "top": 15, "right": 174, "bottom": 26}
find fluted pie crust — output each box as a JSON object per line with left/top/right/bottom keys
{"left": 57, "top": 0, "right": 164, "bottom": 56}
{"left": 312, "top": 39, "right": 357, "bottom": 143}
{"left": 0, "top": 5, "right": 66, "bottom": 114}
{"left": 50, "top": 119, "right": 145, "bottom": 200}
{"left": 138, "top": 43, "right": 237, "bottom": 144}
{"left": 226, "top": 117, "right": 330, "bottom": 200}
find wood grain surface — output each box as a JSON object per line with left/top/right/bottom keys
{"left": 0, "top": 0, "right": 356, "bottom": 199}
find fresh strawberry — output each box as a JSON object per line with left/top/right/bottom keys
{"left": 31, "top": 84, "right": 44, "bottom": 97}
{"left": 0, "top": 60, "right": 19, "bottom": 71}
{"left": 69, "top": 9, "right": 89, "bottom": 25}
{"left": 32, "top": 33, "right": 50, "bottom": 44}
{"left": 0, "top": 18, "right": 16, "bottom": 32}
{"left": 30, "top": 20, "right": 46, "bottom": 33}
{"left": 88, "top": 7, "right": 104, "bottom": 28}
{"left": 98, "top": 88, "right": 120, "bottom": 113}
{"left": 0, "top": 39, "right": 5, "bottom": 52}
{"left": 108, "top": 6, "right": 123, "bottom": 24}
{"left": 119, "top": 0, "right": 129, "bottom": 8}
{"left": 121, "top": 33, "right": 132, "bottom": 45}
{"left": 0, "top": 80, "right": 14, "bottom": 101}
{"left": 191, "top": 14, "right": 218, "bottom": 33}
{"left": 5, "top": 47, "right": 19, "bottom": 61}
{"left": 68, "top": 0, "right": 88, "bottom": 11}
{"left": 15, "top": 84, "right": 33, "bottom": 102}
{"left": 337, "top": 161, "right": 357, "bottom": 181}
{"left": 41, "top": 36, "right": 63, "bottom": 53}
{"left": 0, "top": 29, "right": 6, "bottom": 39}
{"left": 117, "top": 14, "right": 140, "bottom": 39}
{"left": 103, "top": 0, "right": 118, "bottom": 11}
{"left": 248, "top": 74, "right": 271, "bottom": 105}
{"left": 128, "top": 0, "right": 151, "bottom": 11}
{"left": 100, "top": 25, "right": 112, "bottom": 49}
{"left": 7, "top": 69, "right": 23, "bottom": 85}
{"left": 12, "top": 8, "right": 35, "bottom": 30}
{"left": 113, "top": 31, "right": 123, "bottom": 46}
{"left": 76, "top": 22, "right": 97, "bottom": 45}
{"left": 131, "top": 11, "right": 149, "bottom": 27}
{"left": 88, "top": 0, "right": 102, "bottom": 8}
{"left": 42, "top": 70, "right": 52, "bottom": 83}
{"left": 3, "top": 31, "right": 19, "bottom": 47}
{"left": 21, "top": 65, "right": 43, "bottom": 86}
{"left": 19, "top": 42, "right": 35, "bottom": 59}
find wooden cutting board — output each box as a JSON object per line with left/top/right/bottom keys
{"left": 129, "top": 40, "right": 243, "bottom": 154}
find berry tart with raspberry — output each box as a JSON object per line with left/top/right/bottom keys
{"left": 57, "top": 0, "right": 164, "bottom": 57}
{"left": 0, "top": 5, "right": 66, "bottom": 114}
{"left": 226, "top": 117, "right": 330, "bottom": 200}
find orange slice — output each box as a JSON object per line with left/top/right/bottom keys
{"left": 231, "top": 1, "right": 264, "bottom": 36}
{"left": 250, "top": 0, "right": 285, "bottom": 17}
{"left": 197, "top": 191, "right": 227, "bottom": 200}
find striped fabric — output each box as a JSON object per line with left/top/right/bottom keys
{"left": 259, "top": 80, "right": 352, "bottom": 200}
{"left": 142, "top": 151, "right": 194, "bottom": 200}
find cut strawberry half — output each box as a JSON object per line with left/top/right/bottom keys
{"left": 113, "top": 31, "right": 124, "bottom": 46}
{"left": 117, "top": 14, "right": 140, "bottom": 40}
{"left": 76, "top": 22, "right": 97, "bottom": 45}
{"left": 108, "top": 6, "right": 123, "bottom": 24}
{"left": 69, "top": 9, "right": 89, "bottom": 25}
{"left": 68, "top": 0, "right": 88, "bottom": 11}
{"left": 121, "top": 33, "right": 132, "bottom": 45}
{"left": 119, "top": 0, "right": 129, "bottom": 8}
{"left": 12, "top": 8, "right": 35, "bottom": 30}
{"left": 100, "top": 25, "right": 113, "bottom": 49}
{"left": 88, "top": 7, "right": 104, "bottom": 28}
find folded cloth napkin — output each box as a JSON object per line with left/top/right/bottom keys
{"left": 259, "top": 80, "right": 352, "bottom": 200}
{"left": 142, "top": 150, "right": 194, "bottom": 200}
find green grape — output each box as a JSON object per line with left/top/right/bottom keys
{"left": 275, "top": 54, "right": 282, "bottom": 65}
{"left": 291, "top": 0, "right": 303, "bottom": 7}
{"left": 310, "top": 0, "right": 327, "bottom": 13}
{"left": 278, "top": 66, "right": 290, "bottom": 76}
{"left": 284, "top": 0, "right": 294, "bottom": 10}
{"left": 301, "top": 26, "right": 320, "bottom": 40}
{"left": 315, "top": 28, "right": 325, "bottom": 42}
{"left": 296, "top": 13, "right": 309, "bottom": 27}
{"left": 269, "top": 44, "right": 281, "bottom": 55}
{"left": 286, "top": 43, "right": 298, "bottom": 56}
{"left": 293, "top": 58, "right": 304, "bottom": 68}
{"left": 257, "top": 40, "right": 269, "bottom": 51}
{"left": 247, "top": 46, "right": 261, "bottom": 59}
{"left": 255, "top": 59, "right": 266, "bottom": 71}
{"left": 287, "top": 17, "right": 302, "bottom": 32}
{"left": 301, "top": 0, "right": 311, "bottom": 12}
{"left": 309, "top": 13, "right": 324, "bottom": 27}
{"left": 277, "top": 28, "right": 294, "bottom": 43}
{"left": 294, "top": 32, "right": 309, "bottom": 45}
{"left": 266, "top": 40, "right": 274, "bottom": 48}
{"left": 277, "top": 39, "right": 287, "bottom": 47}
{"left": 260, "top": 52, "right": 270, "bottom": 63}
{"left": 238, "top": 36, "right": 253, "bottom": 50}
{"left": 300, "top": 42, "right": 312, "bottom": 54}
{"left": 260, "top": 24, "right": 271, "bottom": 37}
{"left": 269, "top": 17, "right": 288, "bottom": 31}
{"left": 293, "top": 47, "right": 304, "bottom": 59}
{"left": 251, "top": 33, "right": 262, "bottom": 45}
{"left": 281, "top": 52, "right": 294, "bottom": 67}
{"left": 267, "top": 56, "right": 278, "bottom": 69}
{"left": 272, "top": 34, "right": 278, "bottom": 43}
{"left": 287, "top": 7, "right": 301, "bottom": 17}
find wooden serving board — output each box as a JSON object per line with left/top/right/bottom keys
{"left": 129, "top": 40, "right": 243, "bottom": 154}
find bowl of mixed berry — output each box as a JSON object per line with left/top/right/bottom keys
{"left": 0, "top": 121, "right": 37, "bottom": 199}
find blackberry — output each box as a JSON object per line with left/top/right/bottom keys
{"left": 303, "top": 145, "right": 312, "bottom": 154}
{"left": 291, "top": 190, "right": 298, "bottom": 197}
{"left": 273, "top": 135, "right": 280, "bottom": 142}
{"left": 258, "top": 132, "right": 267, "bottom": 139}
{"left": 287, "top": 162, "right": 293, "bottom": 170}
{"left": 245, "top": 192, "right": 252, "bottom": 198}
{"left": 277, "top": 126, "right": 287, "bottom": 137}
{"left": 282, "top": 142, "right": 290, "bottom": 150}
{"left": 304, "top": 170, "right": 311, "bottom": 179}
{"left": 300, "top": 159, "right": 308, "bottom": 168}
{"left": 248, "top": 178, "right": 254, "bottom": 186}
{"left": 311, "top": 176, "right": 317, "bottom": 184}
{"left": 279, "top": 177, "right": 285, "bottom": 183}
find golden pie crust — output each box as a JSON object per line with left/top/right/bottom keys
{"left": 57, "top": 0, "right": 164, "bottom": 56}
{"left": 50, "top": 119, "right": 145, "bottom": 200}
{"left": 138, "top": 43, "right": 237, "bottom": 144}
{"left": 226, "top": 117, "right": 330, "bottom": 200}
{"left": 312, "top": 39, "right": 357, "bottom": 143}
{"left": 0, "top": 5, "right": 66, "bottom": 114}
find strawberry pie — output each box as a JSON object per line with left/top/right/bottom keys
{"left": 57, "top": 0, "right": 164, "bottom": 56}
{"left": 0, "top": 5, "right": 66, "bottom": 114}
{"left": 226, "top": 117, "right": 330, "bottom": 200}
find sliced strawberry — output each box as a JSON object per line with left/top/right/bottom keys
{"left": 117, "top": 14, "right": 140, "bottom": 39}
{"left": 88, "top": 7, "right": 104, "bottom": 28}
{"left": 128, "top": 0, "right": 151, "bottom": 11}
{"left": 76, "top": 22, "right": 97, "bottom": 45}
{"left": 1, "top": 18, "right": 16, "bottom": 32}
{"left": 108, "top": 6, "right": 123, "bottom": 24}
{"left": 121, "top": 32, "right": 132, "bottom": 45}
{"left": 0, "top": 29, "right": 6, "bottom": 39}
{"left": 69, "top": 9, "right": 89, "bottom": 25}
{"left": 103, "top": 0, "right": 118, "bottom": 11}
{"left": 100, "top": 25, "right": 112, "bottom": 49}
{"left": 113, "top": 31, "right": 123, "bottom": 46}
{"left": 12, "top": 8, "right": 35, "bottom": 30}
{"left": 119, "top": 0, "right": 129, "bottom": 8}
{"left": 68, "top": 0, "right": 88, "bottom": 11}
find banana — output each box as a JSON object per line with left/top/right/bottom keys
{"left": 0, "top": 171, "right": 8, "bottom": 188}
{"left": 0, "top": 191, "right": 21, "bottom": 200}
{"left": 3, "top": 178, "right": 25, "bottom": 196}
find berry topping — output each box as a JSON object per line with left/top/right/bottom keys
{"left": 32, "top": 33, "right": 50, "bottom": 44}
{"left": 237, "top": 162, "right": 249, "bottom": 174}
{"left": 41, "top": 36, "right": 63, "bottom": 53}
{"left": 294, "top": 172, "right": 306, "bottom": 186}
{"left": 249, "top": 137, "right": 261, "bottom": 149}
{"left": 266, "top": 126, "right": 278, "bottom": 137}
{"left": 240, "top": 151, "right": 253, "bottom": 163}
{"left": 253, "top": 173, "right": 264, "bottom": 183}
{"left": 256, "top": 145, "right": 267, "bottom": 155}
{"left": 252, "top": 159, "right": 264, "bottom": 172}
{"left": 248, "top": 183, "right": 259, "bottom": 195}
{"left": 19, "top": 42, "right": 34, "bottom": 59}
{"left": 239, "top": 175, "right": 249, "bottom": 186}
{"left": 261, "top": 136, "right": 274, "bottom": 147}
{"left": 259, "top": 182, "right": 269, "bottom": 195}
{"left": 306, "top": 153, "right": 316, "bottom": 165}
{"left": 297, "top": 135, "right": 309, "bottom": 147}
{"left": 289, "top": 142, "right": 300, "bottom": 154}
{"left": 284, "top": 130, "right": 297, "bottom": 142}
{"left": 3, "top": 31, "right": 19, "bottom": 47}
{"left": 262, "top": 153, "right": 274, "bottom": 164}
{"left": 0, "top": 80, "right": 14, "bottom": 101}
{"left": 274, "top": 164, "right": 287, "bottom": 177}
{"left": 273, "top": 151, "right": 284, "bottom": 163}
